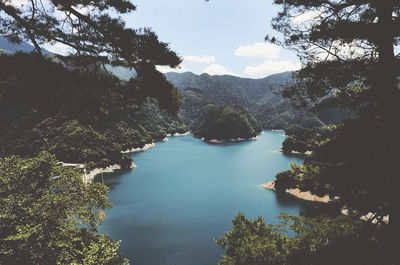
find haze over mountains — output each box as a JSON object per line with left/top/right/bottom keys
{"left": 0, "top": 35, "right": 50, "bottom": 55}
{"left": 0, "top": 35, "right": 344, "bottom": 136}
{"left": 165, "top": 71, "right": 328, "bottom": 130}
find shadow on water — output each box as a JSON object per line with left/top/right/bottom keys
{"left": 274, "top": 191, "right": 341, "bottom": 218}
{"left": 93, "top": 169, "right": 131, "bottom": 189}
{"left": 282, "top": 152, "right": 307, "bottom": 160}
{"left": 274, "top": 191, "right": 307, "bottom": 208}
{"left": 300, "top": 201, "right": 342, "bottom": 218}
{"left": 204, "top": 140, "right": 255, "bottom": 147}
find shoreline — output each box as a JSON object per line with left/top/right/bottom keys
{"left": 261, "top": 181, "right": 330, "bottom": 203}
{"left": 201, "top": 131, "right": 263, "bottom": 144}
{"left": 203, "top": 136, "right": 258, "bottom": 144}
{"left": 272, "top": 149, "right": 313, "bottom": 155}
{"left": 65, "top": 130, "right": 281, "bottom": 183}
{"left": 82, "top": 131, "right": 190, "bottom": 183}
{"left": 83, "top": 163, "right": 137, "bottom": 184}
{"left": 262, "top": 181, "right": 389, "bottom": 223}
{"left": 122, "top": 142, "right": 156, "bottom": 154}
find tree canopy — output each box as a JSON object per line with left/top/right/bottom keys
{"left": 0, "top": 0, "right": 181, "bottom": 67}
{"left": 0, "top": 152, "right": 128, "bottom": 264}
{"left": 219, "top": 1, "right": 400, "bottom": 264}
{"left": 0, "top": 2, "right": 186, "bottom": 263}
{"left": 0, "top": 1, "right": 186, "bottom": 168}
{"left": 216, "top": 212, "right": 388, "bottom": 265}
{"left": 267, "top": 0, "right": 400, "bottom": 227}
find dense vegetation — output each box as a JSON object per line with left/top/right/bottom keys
{"left": 0, "top": 53, "right": 187, "bottom": 169}
{"left": 192, "top": 104, "right": 262, "bottom": 141}
{"left": 0, "top": 0, "right": 187, "bottom": 264}
{"left": 166, "top": 71, "right": 347, "bottom": 132}
{"left": 218, "top": 0, "right": 400, "bottom": 264}
{"left": 216, "top": 212, "right": 390, "bottom": 265}
{"left": 0, "top": 152, "right": 128, "bottom": 264}
{"left": 166, "top": 71, "right": 354, "bottom": 153}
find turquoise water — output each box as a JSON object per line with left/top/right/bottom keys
{"left": 98, "top": 131, "right": 308, "bottom": 265}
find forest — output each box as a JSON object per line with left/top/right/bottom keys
{"left": 1, "top": 0, "right": 399, "bottom": 264}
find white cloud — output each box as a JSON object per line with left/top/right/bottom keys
{"left": 43, "top": 42, "right": 73, "bottom": 55}
{"left": 244, "top": 60, "right": 301, "bottom": 77}
{"left": 156, "top": 64, "right": 187, "bottom": 73}
{"left": 311, "top": 40, "right": 369, "bottom": 61}
{"left": 10, "top": 0, "right": 29, "bottom": 7}
{"left": 234, "top": 42, "right": 280, "bottom": 59}
{"left": 184, "top": 55, "right": 216, "bottom": 63}
{"left": 290, "top": 10, "right": 324, "bottom": 24}
{"left": 203, "top": 64, "right": 237, "bottom": 76}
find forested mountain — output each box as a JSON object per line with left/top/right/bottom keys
{"left": 192, "top": 104, "right": 262, "bottom": 141}
{"left": 165, "top": 72, "right": 338, "bottom": 130}
{"left": 166, "top": 71, "right": 288, "bottom": 107}
{"left": 0, "top": 35, "right": 51, "bottom": 54}
{"left": 0, "top": 46, "right": 187, "bottom": 170}
{"left": 0, "top": 0, "right": 190, "bottom": 263}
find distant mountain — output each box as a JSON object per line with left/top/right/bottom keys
{"left": 0, "top": 35, "right": 136, "bottom": 81}
{"left": 166, "top": 71, "right": 290, "bottom": 106}
{"left": 165, "top": 71, "right": 325, "bottom": 130}
{"left": 0, "top": 35, "right": 51, "bottom": 54}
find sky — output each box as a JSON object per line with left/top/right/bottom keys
{"left": 122, "top": 0, "right": 301, "bottom": 78}
{"left": 35, "top": 0, "right": 301, "bottom": 78}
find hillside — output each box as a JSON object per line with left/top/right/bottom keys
{"left": 165, "top": 72, "right": 288, "bottom": 106}
{"left": 166, "top": 72, "right": 325, "bottom": 130}
{"left": 192, "top": 104, "right": 262, "bottom": 141}
{"left": 0, "top": 35, "right": 51, "bottom": 54}
{"left": 0, "top": 44, "right": 187, "bottom": 169}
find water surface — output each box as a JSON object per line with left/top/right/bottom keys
{"left": 98, "top": 131, "right": 308, "bottom": 265}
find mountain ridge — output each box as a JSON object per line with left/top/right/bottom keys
{"left": 165, "top": 71, "right": 326, "bottom": 130}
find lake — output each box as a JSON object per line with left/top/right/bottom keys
{"left": 97, "top": 131, "right": 309, "bottom": 265}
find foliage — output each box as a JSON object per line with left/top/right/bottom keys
{"left": 0, "top": 0, "right": 186, "bottom": 168}
{"left": 216, "top": 213, "right": 390, "bottom": 265}
{"left": 0, "top": 1, "right": 186, "bottom": 264}
{"left": 0, "top": 54, "right": 186, "bottom": 169}
{"left": 219, "top": 0, "right": 400, "bottom": 264}
{"left": 166, "top": 72, "right": 333, "bottom": 131}
{"left": 281, "top": 124, "right": 319, "bottom": 153}
{"left": 192, "top": 104, "right": 262, "bottom": 141}
{"left": 0, "top": 0, "right": 180, "bottom": 68}
{"left": 268, "top": 0, "right": 400, "bottom": 224}
{"left": 0, "top": 152, "right": 128, "bottom": 265}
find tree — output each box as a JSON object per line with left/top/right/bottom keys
{"left": 219, "top": 1, "right": 399, "bottom": 264}
{"left": 216, "top": 213, "right": 387, "bottom": 265}
{"left": 0, "top": 1, "right": 183, "bottom": 264}
{"left": 268, "top": 0, "right": 400, "bottom": 262}
{"left": 0, "top": 0, "right": 183, "bottom": 113}
{"left": 0, "top": 152, "right": 128, "bottom": 264}
{"left": 0, "top": 1, "right": 184, "bottom": 166}
{"left": 0, "top": 0, "right": 180, "bottom": 68}
{"left": 267, "top": 0, "right": 400, "bottom": 229}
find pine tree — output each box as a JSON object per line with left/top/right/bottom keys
{"left": 0, "top": 0, "right": 181, "bottom": 68}
{"left": 269, "top": 0, "right": 400, "bottom": 229}
{"left": 219, "top": 1, "right": 400, "bottom": 264}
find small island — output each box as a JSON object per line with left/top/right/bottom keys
{"left": 192, "top": 104, "right": 262, "bottom": 142}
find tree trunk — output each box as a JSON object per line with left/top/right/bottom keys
{"left": 375, "top": 1, "right": 400, "bottom": 263}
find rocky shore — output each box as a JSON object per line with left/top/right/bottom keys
{"left": 261, "top": 181, "right": 330, "bottom": 203}
{"left": 81, "top": 131, "right": 190, "bottom": 183}
{"left": 122, "top": 142, "right": 156, "bottom": 153}
{"left": 203, "top": 136, "right": 258, "bottom": 144}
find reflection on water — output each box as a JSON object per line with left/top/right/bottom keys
{"left": 274, "top": 191, "right": 307, "bottom": 207}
